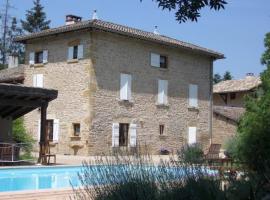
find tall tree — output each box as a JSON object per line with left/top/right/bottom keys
{"left": 213, "top": 73, "right": 222, "bottom": 84}
{"left": 21, "top": 0, "right": 50, "bottom": 33}
{"left": 142, "top": 0, "right": 227, "bottom": 23}
{"left": 223, "top": 71, "right": 233, "bottom": 81}
{"left": 234, "top": 33, "right": 270, "bottom": 173}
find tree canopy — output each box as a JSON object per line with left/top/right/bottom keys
{"left": 143, "top": 0, "right": 227, "bottom": 23}
{"left": 213, "top": 71, "right": 233, "bottom": 84}
{"left": 21, "top": 0, "right": 50, "bottom": 33}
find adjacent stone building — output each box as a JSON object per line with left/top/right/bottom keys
{"left": 12, "top": 16, "right": 224, "bottom": 156}
{"left": 212, "top": 74, "right": 261, "bottom": 147}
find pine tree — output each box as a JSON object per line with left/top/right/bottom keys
{"left": 21, "top": 0, "right": 50, "bottom": 33}
{"left": 213, "top": 73, "right": 222, "bottom": 84}
{"left": 223, "top": 71, "right": 233, "bottom": 80}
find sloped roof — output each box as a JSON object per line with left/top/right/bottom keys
{"left": 214, "top": 106, "right": 245, "bottom": 122}
{"left": 15, "top": 19, "right": 224, "bottom": 59}
{"left": 213, "top": 76, "right": 261, "bottom": 94}
{"left": 0, "top": 67, "right": 24, "bottom": 83}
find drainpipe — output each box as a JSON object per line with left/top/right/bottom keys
{"left": 209, "top": 59, "right": 213, "bottom": 144}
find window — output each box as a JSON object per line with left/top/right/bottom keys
{"left": 230, "top": 93, "right": 236, "bottom": 100}
{"left": 188, "top": 127, "right": 197, "bottom": 145}
{"left": 73, "top": 123, "right": 80, "bottom": 136}
{"left": 120, "top": 73, "right": 132, "bottom": 101}
{"left": 29, "top": 50, "right": 48, "bottom": 65}
{"left": 151, "top": 53, "right": 168, "bottom": 69}
{"left": 119, "top": 123, "right": 129, "bottom": 147}
{"left": 33, "top": 74, "right": 44, "bottom": 88}
{"left": 189, "top": 84, "right": 198, "bottom": 108}
{"left": 158, "top": 79, "right": 168, "bottom": 105}
{"left": 159, "top": 124, "right": 165, "bottom": 135}
{"left": 46, "top": 120, "right": 54, "bottom": 142}
{"left": 68, "top": 44, "right": 83, "bottom": 60}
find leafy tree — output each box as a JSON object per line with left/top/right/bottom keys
{"left": 234, "top": 33, "right": 270, "bottom": 174}
{"left": 223, "top": 71, "right": 233, "bottom": 81}
{"left": 21, "top": 0, "right": 50, "bottom": 33}
{"left": 213, "top": 73, "right": 222, "bottom": 84}
{"left": 141, "top": 0, "right": 227, "bottom": 23}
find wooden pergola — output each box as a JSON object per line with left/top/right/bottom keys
{"left": 0, "top": 83, "right": 58, "bottom": 164}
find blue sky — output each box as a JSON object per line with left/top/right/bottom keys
{"left": 6, "top": 0, "right": 270, "bottom": 79}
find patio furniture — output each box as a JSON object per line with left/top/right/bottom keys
{"left": 40, "top": 142, "right": 56, "bottom": 165}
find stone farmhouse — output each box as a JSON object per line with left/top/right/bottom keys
{"left": 212, "top": 74, "right": 261, "bottom": 147}
{"left": 3, "top": 15, "right": 224, "bottom": 156}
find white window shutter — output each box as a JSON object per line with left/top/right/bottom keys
{"left": 53, "top": 119, "right": 59, "bottom": 143}
{"left": 120, "top": 74, "right": 131, "bottom": 100}
{"left": 158, "top": 80, "right": 168, "bottom": 105}
{"left": 36, "top": 74, "right": 44, "bottom": 88}
{"left": 33, "top": 74, "right": 37, "bottom": 87}
{"left": 129, "top": 124, "right": 137, "bottom": 147}
{"left": 188, "top": 127, "right": 197, "bottom": 145}
{"left": 43, "top": 50, "right": 48, "bottom": 63}
{"left": 112, "top": 123, "right": 119, "bottom": 147}
{"left": 29, "top": 52, "right": 35, "bottom": 65}
{"left": 37, "top": 120, "right": 41, "bottom": 142}
{"left": 189, "top": 84, "right": 198, "bottom": 107}
{"left": 78, "top": 45, "right": 84, "bottom": 59}
{"left": 68, "top": 47, "right": 74, "bottom": 60}
{"left": 151, "top": 53, "right": 160, "bottom": 67}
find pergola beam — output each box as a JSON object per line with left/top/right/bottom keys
{"left": 0, "top": 98, "right": 43, "bottom": 107}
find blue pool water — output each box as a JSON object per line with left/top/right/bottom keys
{"left": 0, "top": 166, "right": 82, "bottom": 192}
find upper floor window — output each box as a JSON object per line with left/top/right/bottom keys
{"left": 29, "top": 50, "right": 48, "bottom": 65}
{"left": 151, "top": 53, "right": 168, "bottom": 69}
{"left": 68, "top": 44, "right": 83, "bottom": 60}
{"left": 120, "top": 73, "right": 132, "bottom": 101}
{"left": 189, "top": 84, "right": 198, "bottom": 108}
{"left": 230, "top": 93, "right": 236, "bottom": 100}
{"left": 159, "top": 124, "right": 165, "bottom": 135}
{"left": 158, "top": 79, "right": 168, "bottom": 105}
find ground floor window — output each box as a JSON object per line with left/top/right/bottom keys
{"left": 119, "top": 123, "right": 129, "bottom": 147}
{"left": 46, "top": 120, "right": 54, "bottom": 141}
{"left": 73, "top": 123, "right": 80, "bottom": 136}
{"left": 159, "top": 124, "right": 165, "bottom": 135}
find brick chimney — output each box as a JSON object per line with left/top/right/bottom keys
{"left": 65, "top": 15, "right": 82, "bottom": 25}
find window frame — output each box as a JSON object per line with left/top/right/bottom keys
{"left": 119, "top": 123, "right": 129, "bottom": 147}
{"left": 46, "top": 119, "right": 54, "bottom": 142}
{"left": 159, "top": 124, "right": 165, "bottom": 135}
{"left": 73, "top": 123, "right": 81, "bottom": 137}
{"left": 35, "top": 51, "right": 43, "bottom": 64}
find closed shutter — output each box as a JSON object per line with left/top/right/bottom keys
{"left": 158, "top": 80, "right": 168, "bottom": 104}
{"left": 120, "top": 74, "right": 131, "bottom": 100}
{"left": 43, "top": 50, "right": 48, "bottom": 63}
{"left": 29, "top": 52, "right": 35, "bottom": 65}
{"left": 36, "top": 74, "right": 44, "bottom": 88}
{"left": 37, "top": 120, "right": 41, "bottom": 142}
{"left": 129, "top": 124, "right": 137, "bottom": 147}
{"left": 77, "top": 44, "right": 84, "bottom": 59}
{"left": 188, "top": 127, "right": 197, "bottom": 145}
{"left": 151, "top": 53, "right": 160, "bottom": 67}
{"left": 68, "top": 46, "right": 74, "bottom": 60}
{"left": 112, "top": 123, "right": 119, "bottom": 147}
{"left": 53, "top": 119, "right": 59, "bottom": 143}
{"left": 189, "top": 84, "right": 198, "bottom": 107}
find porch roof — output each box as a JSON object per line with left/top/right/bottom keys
{"left": 0, "top": 83, "right": 58, "bottom": 120}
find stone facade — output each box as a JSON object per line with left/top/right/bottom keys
{"left": 23, "top": 28, "right": 214, "bottom": 156}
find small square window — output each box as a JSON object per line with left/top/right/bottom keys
{"left": 73, "top": 123, "right": 80, "bottom": 136}
{"left": 35, "top": 51, "right": 43, "bottom": 64}
{"left": 159, "top": 124, "right": 165, "bottom": 135}
{"left": 160, "top": 56, "right": 167, "bottom": 69}
{"left": 73, "top": 45, "right": 78, "bottom": 59}
{"left": 230, "top": 93, "right": 236, "bottom": 100}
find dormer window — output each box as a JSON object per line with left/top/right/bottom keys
{"left": 151, "top": 53, "right": 168, "bottom": 69}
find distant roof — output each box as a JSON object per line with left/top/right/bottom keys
{"left": 0, "top": 67, "right": 24, "bottom": 84}
{"left": 214, "top": 106, "right": 245, "bottom": 122}
{"left": 213, "top": 76, "right": 261, "bottom": 94}
{"left": 15, "top": 19, "right": 224, "bottom": 59}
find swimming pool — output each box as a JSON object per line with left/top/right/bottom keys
{"left": 0, "top": 166, "right": 82, "bottom": 192}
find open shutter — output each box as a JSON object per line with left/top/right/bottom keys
{"left": 36, "top": 74, "right": 44, "bottom": 88}
{"left": 37, "top": 120, "right": 41, "bottom": 142}
{"left": 29, "top": 52, "right": 35, "bottom": 65}
{"left": 53, "top": 119, "right": 59, "bottom": 143}
{"left": 112, "top": 123, "right": 119, "bottom": 147}
{"left": 189, "top": 84, "right": 198, "bottom": 107}
{"left": 188, "top": 127, "right": 197, "bottom": 145}
{"left": 43, "top": 50, "right": 48, "bottom": 63}
{"left": 151, "top": 53, "right": 160, "bottom": 67}
{"left": 120, "top": 74, "right": 131, "bottom": 100}
{"left": 158, "top": 80, "right": 168, "bottom": 104}
{"left": 78, "top": 44, "right": 84, "bottom": 59}
{"left": 33, "top": 74, "right": 37, "bottom": 87}
{"left": 129, "top": 124, "right": 137, "bottom": 147}
{"left": 68, "top": 47, "right": 74, "bottom": 60}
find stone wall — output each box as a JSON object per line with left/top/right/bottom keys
{"left": 212, "top": 113, "right": 237, "bottom": 148}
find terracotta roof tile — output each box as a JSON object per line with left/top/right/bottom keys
{"left": 214, "top": 106, "right": 245, "bottom": 122}
{"left": 15, "top": 19, "right": 224, "bottom": 59}
{"left": 0, "top": 66, "right": 24, "bottom": 83}
{"left": 213, "top": 76, "right": 261, "bottom": 93}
